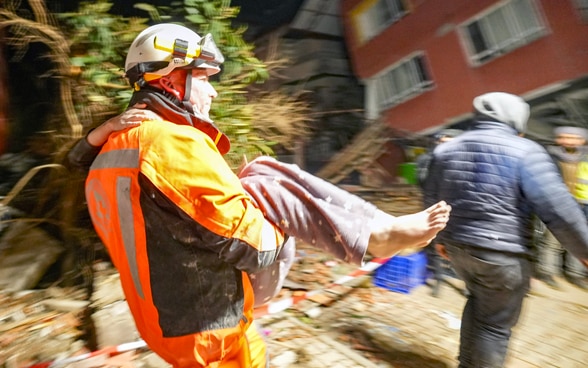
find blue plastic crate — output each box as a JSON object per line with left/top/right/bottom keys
{"left": 373, "top": 252, "right": 427, "bottom": 294}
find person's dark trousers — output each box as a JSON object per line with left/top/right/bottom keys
{"left": 445, "top": 244, "right": 532, "bottom": 368}
{"left": 425, "top": 243, "right": 442, "bottom": 296}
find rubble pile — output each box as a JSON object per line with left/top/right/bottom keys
{"left": 0, "top": 264, "right": 169, "bottom": 368}
{"left": 0, "top": 287, "right": 89, "bottom": 367}
{"left": 0, "top": 186, "right": 425, "bottom": 367}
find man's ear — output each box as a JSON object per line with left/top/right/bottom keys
{"left": 159, "top": 76, "right": 183, "bottom": 99}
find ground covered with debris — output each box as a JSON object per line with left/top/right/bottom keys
{"left": 2, "top": 186, "right": 588, "bottom": 368}
{"left": 0, "top": 187, "right": 427, "bottom": 367}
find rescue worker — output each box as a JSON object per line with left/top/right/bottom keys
{"left": 68, "top": 23, "right": 451, "bottom": 367}
{"left": 535, "top": 126, "right": 588, "bottom": 289}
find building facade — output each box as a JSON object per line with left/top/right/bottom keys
{"left": 340, "top": 0, "right": 588, "bottom": 158}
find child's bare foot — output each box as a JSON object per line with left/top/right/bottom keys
{"left": 368, "top": 201, "right": 451, "bottom": 258}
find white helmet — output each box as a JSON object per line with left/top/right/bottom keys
{"left": 473, "top": 92, "right": 530, "bottom": 133}
{"left": 125, "top": 23, "right": 224, "bottom": 88}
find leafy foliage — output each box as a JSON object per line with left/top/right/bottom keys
{"left": 56, "top": 1, "right": 149, "bottom": 127}
{"left": 3, "top": 0, "right": 312, "bottom": 167}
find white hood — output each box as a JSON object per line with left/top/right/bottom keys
{"left": 473, "top": 92, "right": 530, "bottom": 133}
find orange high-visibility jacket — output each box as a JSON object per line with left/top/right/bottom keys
{"left": 85, "top": 119, "right": 283, "bottom": 367}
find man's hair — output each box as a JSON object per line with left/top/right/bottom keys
{"left": 554, "top": 126, "right": 588, "bottom": 140}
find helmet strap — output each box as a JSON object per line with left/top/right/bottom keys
{"left": 182, "top": 72, "right": 195, "bottom": 115}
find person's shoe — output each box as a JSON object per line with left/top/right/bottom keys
{"left": 537, "top": 274, "right": 560, "bottom": 290}
{"left": 566, "top": 275, "right": 588, "bottom": 290}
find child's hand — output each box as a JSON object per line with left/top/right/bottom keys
{"left": 106, "top": 104, "right": 162, "bottom": 131}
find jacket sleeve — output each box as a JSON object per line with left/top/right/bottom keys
{"left": 139, "top": 121, "right": 285, "bottom": 273}
{"left": 422, "top": 153, "right": 440, "bottom": 208}
{"left": 416, "top": 153, "right": 432, "bottom": 189}
{"left": 66, "top": 133, "right": 101, "bottom": 172}
{"left": 521, "top": 148, "right": 588, "bottom": 262}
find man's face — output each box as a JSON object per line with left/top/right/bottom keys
{"left": 556, "top": 133, "right": 586, "bottom": 149}
{"left": 187, "top": 68, "right": 218, "bottom": 119}
{"left": 166, "top": 68, "right": 218, "bottom": 119}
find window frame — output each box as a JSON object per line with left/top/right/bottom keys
{"left": 353, "top": 0, "right": 409, "bottom": 43}
{"left": 459, "top": 0, "right": 547, "bottom": 66}
{"left": 573, "top": 0, "right": 588, "bottom": 23}
{"left": 374, "top": 52, "right": 434, "bottom": 112}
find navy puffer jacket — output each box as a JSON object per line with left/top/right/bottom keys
{"left": 424, "top": 120, "right": 588, "bottom": 261}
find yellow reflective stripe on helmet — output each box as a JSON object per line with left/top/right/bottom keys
{"left": 214, "top": 131, "right": 222, "bottom": 145}
{"left": 153, "top": 36, "right": 201, "bottom": 60}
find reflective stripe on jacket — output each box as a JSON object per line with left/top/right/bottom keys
{"left": 85, "top": 119, "right": 282, "bottom": 367}
{"left": 576, "top": 158, "right": 588, "bottom": 204}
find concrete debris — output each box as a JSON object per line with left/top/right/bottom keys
{"left": 2, "top": 188, "right": 587, "bottom": 367}
{"left": 0, "top": 267, "right": 168, "bottom": 368}
{"left": 270, "top": 350, "right": 298, "bottom": 367}
{"left": 92, "top": 300, "right": 140, "bottom": 349}
{"left": 0, "top": 223, "right": 64, "bottom": 292}
{"left": 0, "top": 288, "right": 88, "bottom": 366}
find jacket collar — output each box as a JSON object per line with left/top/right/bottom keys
{"left": 129, "top": 90, "right": 230, "bottom": 155}
{"left": 472, "top": 120, "right": 519, "bottom": 135}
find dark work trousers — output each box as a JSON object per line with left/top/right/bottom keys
{"left": 425, "top": 242, "right": 444, "bottom": 296}
{"left": 239, "top": 156, "right": 378, "bottom": 306}
{"left": 426, "top": 243, "right": 463, "bottom": 297}
{"left": 537, "top": 227, "right": 586, "bottom": 279}
{"left": 445, "top": 244, "right": 532, "bottom": 368}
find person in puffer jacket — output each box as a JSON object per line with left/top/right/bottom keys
{"left": 423, "top": 92, "right": 588, "bottom": 368}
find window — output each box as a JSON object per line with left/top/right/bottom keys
{"left": 354, "top": 0, "right": 408, "bottom": 42}
{"left": 574, "top": 0, "right": 588, "bottom": 22}
{"left": 461, "top": 0, "right": 547, "bottom": 65}
{"left": 374, "top": 53, "right": 433, "bottom": 111}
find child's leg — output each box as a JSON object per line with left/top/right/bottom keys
{"left": 240, "top": 157, "right": 450, "bottom": 261}
{"left": 239, "top": 156, "right": 376, "bottom": 265}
